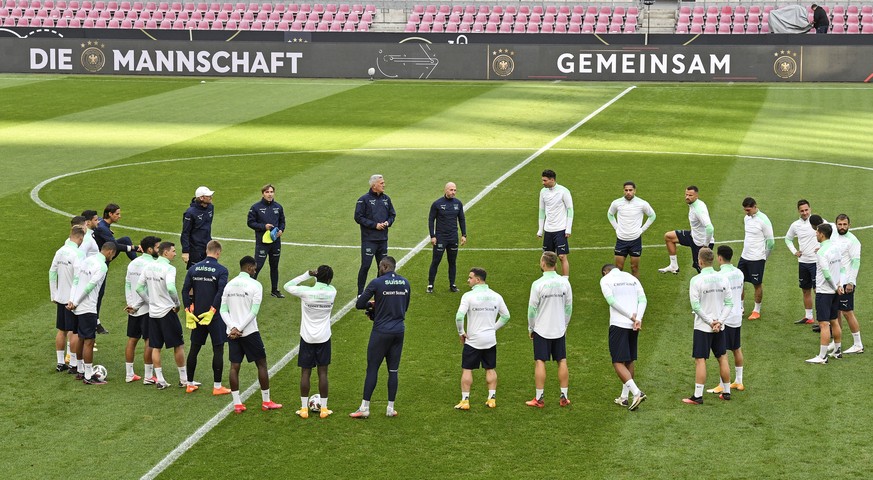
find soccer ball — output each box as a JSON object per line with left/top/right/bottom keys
{"left": 308, "top": 394, "right": 321, "bottom": 412}
{"left": 93, "top": 364, "right": 107, "bottom": 381}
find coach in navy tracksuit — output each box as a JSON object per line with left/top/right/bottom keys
{"left": 354, "top": 174, "right": 396, "bottom": 295}
{"left": 181, "top": 240, "right": 228, "bottom": 392}
{"left": 427, "top": 182, "right": 467, "bottom": 293}
{"left": 247, "top": 184, "right": 286, "bottom": 298}
{"left": 353, "top": 256, "right": 410, "bottom": 416}
{"left": 181, "top": 186, "right": 214, "bottom": 269}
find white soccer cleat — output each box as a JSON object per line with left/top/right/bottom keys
{"left": 843, "top": 344, "right": 864, "bottom": 354}
{"left": 658, "top": 265, "right": 679, "bottom": 274}
{"left": 805, "top": 355, "right": 828, "bottom": 364}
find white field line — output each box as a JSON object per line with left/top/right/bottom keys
{"left": 139, "top": 85, "right": 638, "bottom": 480}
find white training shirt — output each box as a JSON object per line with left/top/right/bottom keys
{"left": 784, "top": 217, "right": 818, "bottom": 264}
{"left": 49, "top": 239, "right": 85, "bottom": 304}
{"left": 79, "top": 228, "right": 99, "bottom": 258}
{"left": 833, "top": 231, "right": 861, "bottom": 286}
{"left": 741, "top": 211, "right": 775, "bottom": 261}
{"left": 455, "top": 283, "right": 510, "bottom": 350}
{"left": 815, "top": 240, "right": 842, "bottom": 294}
{"left": 284, "top": 271, "right": 337, "bottom": 344}
{"left": 538, "top": 184, "right": 574, "bottom": 235}
{"left": 688, "top": 199, "right": 715, "bottom": 247}
{"left": 69, "top": 254, "right": 108, "bottom": 315}
{"left": 607, "top": 196, "right": 656, "bottom": 241}
{"left": 125, "top": 254, "right": 155, "bottom": 317}
{"left": 689, "top": 266, "right": 733, "bottom": 333}
{"left": 134, "top": 256, "right": 180, "bottom": 318}
{"left": 528, "top": 271, "right": 573, "bottom": 339}
{"left": 719, "top": 264, "right": 745, "bottom": 328}
{"left": 221, "top": 271, "right": 263, "bottom": 337}
{"left": 599, "top": 268, "right": 647, "bottom": 329}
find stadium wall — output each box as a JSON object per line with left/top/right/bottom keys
{"left": 4, "top": 32, "right": 873, "bottom": 81}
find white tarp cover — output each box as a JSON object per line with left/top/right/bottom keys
{"left": 768, "top": 5, "right": 813, "bottom": 34}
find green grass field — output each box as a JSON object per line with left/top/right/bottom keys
{"left": 3, "top": 76, "right": 873, "bottom": 479}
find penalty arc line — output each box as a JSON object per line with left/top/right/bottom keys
{"left": 139, "top": 84, "right": 638, "bottom": 480}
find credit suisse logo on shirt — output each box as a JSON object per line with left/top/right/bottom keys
{"left": 273, "top": 208, "right": 280, "bottom": 214}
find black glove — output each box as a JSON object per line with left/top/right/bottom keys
{"left": 365, "top": 301, "right": 375, "bottom": 321}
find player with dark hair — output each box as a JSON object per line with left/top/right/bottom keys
{"left": 833, "top": 214, "right": 863, "bottom": 354}
{"left": 427, "top": 182, "right": 467, "bottom": 293}
{"left": 124, "top": 235, "right": 161, "bottom": 384}
{"left": 785, "top": 200, "right": 818, "bottom": 325}
{"left": 607, "top": 181, "right": 656, "bottom": 278}
{"left": 77, "top": 210, "right": 100, "bottom": 259}
{"left": 537, "top": 169, "right": 573, "bottom": 277}
{"left": 222, "top": 256, "right": 282, "bottom": 413}
{"left": 659, "top": 186, "right": 714, "bottom": 274}
{"left": 806, "top": 224, "right": 843, "bottom": 364}
{"left": 600, "top": 263, "right": 647, "bottom": 410}
{"left": 738, "top": 197, "right": 774, "bottom": 320}
{"left": 50, "top": 225, "right": 85, "bottom": 372}
{"left": 95, "top": 204, "right": 139, "bottom": 261}
{"left": 354, "top": 174, "right": 396, "bottom": 295}
{"left": 68, "top": 242, "right": 117, "bottom": 385}
{"left": 351, "top": 256, "right": 410, "bottom": 418}
{"left": 182, "top": 240, "right": 230, "bottom": 394}
{"left": 284, "top": 265, "right": 337, "bottom": 419}
{"left": 248, "top": 184, "right": 286, "bottom": 298}
{"left": 708, "top": 245, "right": 746, "bottom": 394}
{"left": 181, "top": 186, "right": 215, "bottom": 269}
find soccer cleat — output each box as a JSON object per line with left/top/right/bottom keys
{"left": 812, "top": 324, "right": 821, "bottom": 333}
{"left": 843, "top": 344, "right": 865, "bottom": 354}
{"left": 212, "top": 386, "right": 231, "bottom": 396}
{"left": 177, "top": 382, "right": 187, "bottom": 388}
{"left": 319, "top": 408, "right": 333, "bottom": 419}
{"left": 295, "top": 407, "right": 309, "bottom": 419}
{"left": 747, "top": 312, "right": 761, "bottom": 320}
{"left": 68, "top": 367, "right": 79, "bottom": 375}
{"left": 829, "top": 349, "right": 843, "bottom": 359}
{"left": 730, "top": 383, "right": 745, "bottom": 391}
{"left": 143, "top": 376, "right": 157, "bottom": 385}
{"left": 525, "top": 397, "right": 545, "bottom": 408}
{"left": 190, "top": 381, "right": 202, "bottom": 387}
{"left": 83, "top": 375, "right": 107, "bottom": 385}
{"left": 805, "top": 355, "right": 828, "bottom": 364}
{"left": 125, "top": 374, "right": 142, "bottom": 383}
{"left": 454, "top": 399, "right": 470, "bottom": 410}
{"left": 156, "top": 380, "right": 171, "bottom": 389}
{"left": 827, "top": 343, "right": 835, "bottom": 354}
{"left": 270, "top": 291, "right": 285, "bottom": 299}
{"left": 658, "top": 265, "right": 679, "bottom": 274}
{"left": 719, "top": 392, "right": 731, "bottom": 401}
{"left": 426, "top": 285, "right": 434, "bottom": 294}
{"left": 96, "top": 323, "right": 109, "bottom": 335}
{"left": 629, "top": 392, "right": 647, "bottom": 411}
{"left": 559, "top": 394, "right": 571, "bottom": 407}
{"left": 485, "top": 398, "right": 496, "bottom": 409}
{"left": 795, "top": 317, "right": 814, "bottom": 324}
{"left": 348, "top": 409, "right": 370, "bottom": 419}
{"left": 614, "top": 397, "right": 628, "bottom": 407}
{"left": 682, "top": 396, "right": 704, "bottom": 405}
{"left": 706, "top": 384, "right": 724, "bottom": 394}
{"left": 261, "top": 401, "right": 283, "bottom": 411}
{"left": 386, "top": 408, "right": 398, "bottom": 417}
{"left": 75, "top": 373, "right": 85, "bottom": 381}
{"left": 449, "top": 285, "right": 459, "bottom": 293}
{"left": 56, "top": 363, "right": 70, "bottom": 372}
{"left": 233, "top": 404, "right": 246, "bottom": 414}
{"left": 185, "top": 384, "right": 199, "bottom": 393}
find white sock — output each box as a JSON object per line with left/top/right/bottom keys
{"left": 144, "top": 364, "right": 153, "bottom": 378}
{"left": 535, "top": 388, "right": 544, "bottom": 400}
{"left": 70, "top": 353, "right": 78, "bottom": 368}
{"left": 735, "top": 366, "right": 744, "bottom": 384}
{"left": 261, "top": 389, "right": 270, "bottom": 402}
{"left": 805, "top": 308, "right": 814, "bottom": 319}
{"left": 722, "top": 381, "right": 731, "bottom": 394}
{"left": 819, "top": 345, "right": 829, "bottom": 358}
{"left": 321, "top": 397, "right": 328, "bottom": 409}
{"left": 97, "top": 318, "right": 102, "bottom": 325}
{"left": 387, "top": 401, "right": 395, "bottom": 411}
{"left": 461, "top": 391, "right": 469, "bottom": 400}
{"left": 620, "top": 383, "right": 629, "bottom": 399}
{"left": 125, "top": 362, "right": 134, "bottom": 377}
{"left": 155, "top": 367, "right": 165, "bottom": 383}
{"left": 78, "top": 361, "right": 85, "bottom": 373}
{"left": 852, "top": 332, "right": 863, "bottom": 347}
{"left": 488, "top": 389, "right": 496, "bottom": 399}
{"left": 214, "top": 382, "right": 222, "bottom": 389}
{"left": 84, "top": 363, "right": 94, "bottom": 379}
{"left": 625, "top": 380, "right": 640, "bottom": 396}
{"left": 56, "top": 350, "right": 66, "bottom": 364}
{"left": 669, "top": 255, "right": 678, "bottom": 268}
{"left": 232, "top": 391, "right": 241, "bottom": 404}
{"left": 828, "top": 341, "right": 835, "bottom": 350}
{"left": 835, "top": 342, "right": 842, "bottom": 352}
{"left": 360, "top": 400, "right": 370, "bottom": 410}
{"left": 560, "top": 387, "right": 569, "bottom": 398}
{"left": 694, "top": 383, "right": 704, "bottom": 398}
{"left": 178, "top": 366, "right": 187, "bottom": 384}
{"left": 301, "top": 396, "right": 308, "bottom": 409}
{"left": 753, "top": 303, "right": 762, "bottom": 313}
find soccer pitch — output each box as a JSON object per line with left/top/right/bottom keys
{"left": 2, "top": 76, "right": 873, "bottom": 479}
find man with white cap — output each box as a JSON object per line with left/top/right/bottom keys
{"left": 181, "top": 186, "right": 215, "bottom": 270}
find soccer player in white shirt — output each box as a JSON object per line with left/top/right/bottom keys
{"left": 684, "top": 248, "right": 733, "bottom": 405}
{"left": 453, "top": 268, "right": 510, "bottom": 410}
{"left": 124, "top": 236, "right": 160, "bottom": 384}
{"left": 525, "top": 252, "right": 573, "bottom": 408}
{"left": 68, "top": 242, "right": 116, "bottom": 385}
{"left": 659, "top": 186, "right": 714, "bottom": 274}
{"left": 284, "top": 265, "right": 337, "bottom": 419}
{"left": 834, "top": 214, "right": 863, "bottom": 354}
{"left": 537, "top": 169, "right": 573, "bottom": 277}
{"left": 222, "top": 256, "right": 282, "bottom": 413}
{"left": 599, "top": 264, "right": 647, "bottom": 411}
{"left": 785, "top": 200, "right": 819, "bottom": 325}
{"left": 806, "top": 224, "right": 843, "bottom": 364}
{"left": 738, "top": 197, "right": 775, "bottom": 320}
{"left": 707, "top": 246, "right": 746, "bottom": 394}
{"left": 607, "top": 182, "right": 656, "bottom": 278}
{"left": 50, "top": 225, "right": 85, "bottom": 372}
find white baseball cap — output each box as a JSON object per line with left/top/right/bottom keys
{"left": 195, "top": 186, "right": 215, "bottom": 197}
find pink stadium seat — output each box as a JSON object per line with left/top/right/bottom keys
{"left": 532, "top": 5, "right": 542, "bottom": 16}
{"left": 863, "top": 14, "right": 873, "bottom": 25}
{"left": 541, "top": 22, "right": 553, "bottom": 33}
{"left": 624, "top": 24, "right": 635, "bottom": 33}
{"left": 572, "top": 23, "right": 584, "bottom": 33}
{"left": 595, "top": 23, "right": 606, "bottom": 33}
{"left": 718, "top": 24, "right": 730, "bottom": 34}
{"left": 761, "top": 23, "right": 769, "bottom": 33}
{"left": 609, "top": 24, "right": 621, "bottom": 33}
{"left": 471, "top": 21, "right": 483, "bottom": 32}
{"left": 704, "top": 24, "right": 715, "bottom": 34}
{"left": 289, "top": 20, "right": 302, "bottom": 30}
{"left": 831, "top": 24, "right": 845, "bottom": 33}
{"left": 484, "top": 22, "right": 495, "bottom": 32}
{"left": 864, "top": 24, "right": 873, "bottom": 33}
{"left": 444, "top": 22, "right": 456, "bottom": 32}
{"left": 358, "top": 20, "right": 369, "bottom": 30}
{"left": 518, "top": 5, "right": 529, "bottom": 16}
{"left": 529, "top": 12, "right": 540, "bottom": 24}
{"left": 846, "top": 23, "right": 860, "bottom": 33}
{"left": 676, "top": 24, "right": 688, "bottom": 34}
{"left": 431, "top": 21, "right": 442, "bottom": 32}
{"left": 403, "top": 20, "right": 415, "bottom": 31}
{"left": 527, "top": 22, "right": 538, "bottom": 33}
{"left": 512, "top": 20, "right": 523, "bottom": 31}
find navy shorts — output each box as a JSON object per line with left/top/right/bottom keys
{"left": 737, "top": 258, "right": 766, "bottom": 285}
{"left": 798, "top": 262, "right": 816, "bottom": 290}
{"left": 816, "top": 292, "right": 840, "bottom": 322}
{"left": 676, "top": 230, "right": 712, "bottom": 272}
{"left": 229, "top": 331, "right": 267, "bottom": 363}
{"left": 723, "top": 325, "right": 741, "bottom": 351}
{"left": 692, "top": 329, "right": 726, "bottom": 359}
{"left": 148, "top": 311, "right": 185, "bottom": 349}
{"left": 361, "top": 240, "right": 389, "bottom": 263}
{"left": 190, "top": 313, "right": 226, "bottom": 346}
{"left": 298, "top": 337, "right": 331, "bottom": 368}
{"left": 542, "top": 230, "right": 570, "bottom": 255}
{"left": 608, "top": 325, "right": 638, "bottom": 363}
{"left": 255, "top": 240, "right": 281, "bottom": 264}
{"left": 77, "top": 312, "right": 98, "bottom": 340}
{"left": 532, "top": 332, "right": 567, "bottom": 362}
{"left": 127, "top": 313, "right": 149, "bottom": 339}
{"left": 367, "top": 330, "right": 404, "bottom": 371}
{"left": 838, "top": 289, "right": 855, "bottom": 312}
{"left": 462, "top": 343, "right": 497, "bottom": 370}
{"left": 614, "top": 237, "right": 642, "bottom": 258}
{"left": 56, "top": 303, "right": 76, "bottom": 332}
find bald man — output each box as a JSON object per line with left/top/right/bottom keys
{"left": 428, "top": 182, "right": 467, "bottom": 293}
